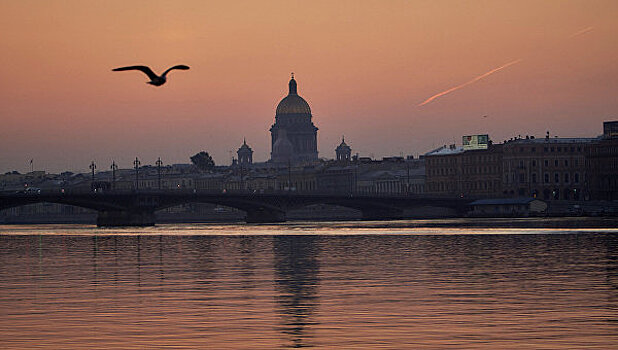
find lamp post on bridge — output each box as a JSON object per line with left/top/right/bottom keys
{"left": 156, "top": 157, "right": 163, "bottom": 190}
{"left": 287, "top": 159, "right": 292, "bottom": 191}
{"left": 134, "top": 157, "right": 141, "bottom": 191}
{"left": 110, "top": 161, "right": 118, "bottom": 191}
{"left": 406, "top": 161, "right": 410, "bottom": 196}
{"left": 89, "top": 161, "right": 96, "bottom": 191}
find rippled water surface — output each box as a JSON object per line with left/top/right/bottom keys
{"left": 1, "top": 222, "right": 617, "bottom": 349}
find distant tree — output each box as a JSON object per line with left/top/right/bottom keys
{"left": 190, "top": 151, "right": 215, "bottom": 171}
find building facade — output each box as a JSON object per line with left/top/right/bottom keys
{"left": 424, "top": 123, "right": 618, "bottom": 203}
{"left": 501, "top": 136, "right": 594, "bottom": 201}
{"left": 424, "top": 143, "right": 503, "bottom": 198}
{"left": 588, "top": 121, "right": 618, "bottom": 200}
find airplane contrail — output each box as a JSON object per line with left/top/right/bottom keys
{"left": 418, "top": 59, "right": 523, "bottom": 107}
{"left": 569, "top": 26, "right": 593, "bottom": 38}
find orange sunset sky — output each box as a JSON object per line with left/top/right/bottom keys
{"left": 1, "top": 0, "right": 617, "bottom": 173}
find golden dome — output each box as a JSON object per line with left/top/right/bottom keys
{"left": 275, "top": 76, "right": 312, "bottom": 116}
{"left": 276, "top": 94, "right": 311, "bottom": 116}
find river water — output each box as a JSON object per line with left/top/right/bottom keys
{"left": 1, "top": 221, "right": 617, "bottom": 349}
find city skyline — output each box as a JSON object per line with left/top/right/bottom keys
{"left": 1, "top": 1, "right": 617, "bottom": 173}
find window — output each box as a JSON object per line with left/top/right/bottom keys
{"left": 519, "top": 174, "right": 525, "bottom": 183}
{"left": 532, "top": 160, "right": 537, "bottom": 167}
{"left": 544, "top": 173, "right": 549, "bottom": 183}
{"left": 544, "top": 160, "right": 549, "bottom": 167}
{"left": 544, "top": 147, "right": 548, "bottom": 152}
{"left": 554, "top": 160, "right": 559, "bottom": 167}
{"left": 532, "top": 173, "right": 537, "bottom": 183}
{"left": 574, "top": 173, "right": 580, "bottom": 183}
{"left": 554, "top": 173, "right": 559, "bottom": 183}
{"left": 558, "top": 147, "right": 562, "bottom": 152}
{"left": 564, "top": 173, "right": 569, "bottom": 183}
{"left": 574, "top": 160, "right": 578, "bottom": 166}
{"left": 531, "top": 147, "right": 536, "bottom": 153}
{"left": 564, "top": 160, "right": 569, "bottom": 167}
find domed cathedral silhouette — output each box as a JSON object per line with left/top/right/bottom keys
{"left": 270, "top": 73, "right": 319, "bottom": 164}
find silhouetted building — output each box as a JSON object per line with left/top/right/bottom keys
{"left": 588, "top": 121, "right": 618, "bottom": 200}
{"left": 317, "top": 165, "right": 356, "bottom": 193}
{"left": 424, "top": 131, "right": 603, "bottom": 202}
{"left": 270, "top": 74, "right": 319, "bottom": 164}
{"left": 424, "top": 142, "right": 503, "bottom": 198}
{"left": 501, "top": 135, "right": 594, "bottom": 200}
{"left": 237, "top": 138, "right": 253, "bottom": 165}
{"left": 335, "top": 136, "right": 352, "bottom": 162}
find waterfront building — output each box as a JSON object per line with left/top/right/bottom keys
{"left": 424, "top": 142, "right": 503, "bottom": 198}
{"left": 501, "top": 134, "right": 595, "bottom": 201}
{"left": 270, "top": 74, "right": 319, "bottom": 164}
{"left": 588, "top": 121, "right": 618, "bottom": 200}
{"left": 195, "top": 173, "right": 227, "bottom": 191}
{"left": 274, "top": 164, "right": 320, "bottom": 192}
{"left": 423, "top": 126, "right": 613, "bottom": 202}
{"left": 317, "top": 165, "right": 356, "bottom": 194}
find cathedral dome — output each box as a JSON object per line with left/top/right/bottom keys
{"left": 275, "top": 75, "right": 311, "bottom": 116}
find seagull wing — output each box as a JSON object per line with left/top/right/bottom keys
{"left": 112, "top": 65, "right": 159, "bottom": 81}
{"left": 161, "top": 65, "right": 190, "bottom": 78}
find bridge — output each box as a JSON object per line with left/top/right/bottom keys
{"left": 0, "top": 190, "right": 471, "bottom": 226}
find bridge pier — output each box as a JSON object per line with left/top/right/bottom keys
{"left": 360, "top": 208, "right": 404, "bottom": 221}
{"left": 96, "top": 210, "right": 155, "bottom": 227}
{"left": 245, "top": 208, "right": 286, "bottom": 223}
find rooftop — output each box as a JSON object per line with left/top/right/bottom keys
{"left": 424, "top": 145, "right": 464, "bottom": 156}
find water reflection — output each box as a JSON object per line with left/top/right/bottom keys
{"left": 0, "top": 228, "right": 617, "bottom": 349}
{"left": 274, "top": 236, "right": 321, "bottom": 348}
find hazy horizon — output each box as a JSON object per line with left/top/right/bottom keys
{"left": 1, "top": 0, "right": 617, "bottom": 173}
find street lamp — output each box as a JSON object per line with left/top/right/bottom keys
{"left": 287, "top": 159, "right": 292, "bottom": 191}
{"left": 156, "top": 157, "right": 163, "bottom": 190}
{"left": 110, "top": 161, "right": 118, "bottom": 191}
{"left": 134, "top": 157, "right": 141, "bottom": 191}
{"left": 406, "top": 161, "right": 410, "bottom": 195}
{"left": 89, "top": 161, "right": 96, "bottom": 191}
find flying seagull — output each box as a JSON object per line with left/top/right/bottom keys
{"left": 112, "top": 65, "right": 190, "bottom": 86}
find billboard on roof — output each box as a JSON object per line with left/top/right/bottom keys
{"left": 462, "top": 134, "right": 489, "bottom": 150}
{"left": 603, "top": 121, "right": 618, "bottom": 138}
